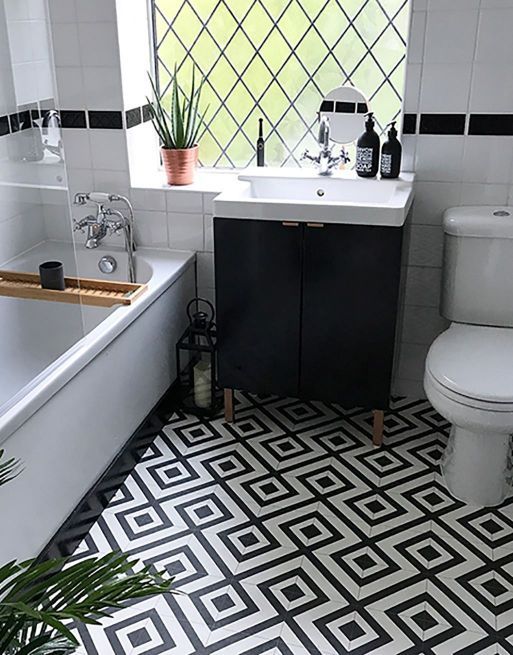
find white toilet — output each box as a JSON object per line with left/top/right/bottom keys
{"left": 424, "top": 206, "right": 513, "bottom": 507}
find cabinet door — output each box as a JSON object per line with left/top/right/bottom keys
{"left": 214, "top": 218, "right": 303, "bottom": 397}
{"left": 300, "top": 222, "right": 403, "bottom": 408}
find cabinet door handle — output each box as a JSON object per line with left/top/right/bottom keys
{"left": 282, "top": 221, "right": 299, "bottom": 227}
{"left": 307, "top": 222, "right": 325, "bottom": 228}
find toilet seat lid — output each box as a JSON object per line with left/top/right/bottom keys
{"left": 426, "top": 324, "right": 513, "bottom": 404}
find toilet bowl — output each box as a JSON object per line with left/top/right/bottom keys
{"left": 424, "top": 323, "right": 513, "bottom": 506}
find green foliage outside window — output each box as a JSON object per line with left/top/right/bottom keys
{"left": 153, "top": 0, "right": 410, "bottom": 168}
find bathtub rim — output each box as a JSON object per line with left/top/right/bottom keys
{"left": 0, "top": 246, "right": 196, "bottom": 445}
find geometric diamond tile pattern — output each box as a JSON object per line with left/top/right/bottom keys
{"left": 67, "top": 393, "right": 513, "bottom": 654}
{"left": 152, "top": 0, "right": 410, "bottom": 167}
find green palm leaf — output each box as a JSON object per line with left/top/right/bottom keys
{"left": 0, "top": 553, "right": 172, "bottom": 654}
{"left": 0, "top": 450, "right": 22, "bottom": 487}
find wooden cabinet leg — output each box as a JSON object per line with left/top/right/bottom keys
{"left": 224, "top": 389, "right": 234, "bottom": 423}
{"left": 372, "top": 410, "right": 384, "bottom": 447}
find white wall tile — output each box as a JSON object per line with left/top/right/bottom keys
{"left": 165, "top": 190, "right": 203, "bottom": 214}
{"left": 82, "top": 66, "right": 123, "bottom": 110}
{"left": 48, "top": 0, "right": 77, "bottom": 23}
{"left": 402, "top": 135, "right": 416, "bottom": 171}
{"left": 76, "top": 0, "right": 117, "bottom": 23}
{"left": 396, "top": 342, "right": 430, "bottom": 381}
{"left": 89, "top": 130, "right": 128, "bottom": 172}
{"left": 461, "top": 137, "right": 513, "bottom": 185}
{"left": 400, "top": 305, "right": 448, "bottom": 345}
{"left": 393, "top": 378, "right": 426, "bottom": 399}
{"left": 428, "top": 0, "right": 479, "bottom": 8}
{"left": 42, "top": 201, "right": 73, "bottom": 241}
{"left": 203, "top": 192, "right": 220, "bottom": 215}
{"left": 131, "top": 188, "right": 166, "bottom": 212}
{"left": 133, "top": 210, "right": 167, "bottom": 248}
{"left": 77, "top": 22, "right": 120, "bottom": 68}
{"left": 469, "top": 63, "right": 513, "bottom": 112}
{"left": 460, "top": 183, "right": 509, "bottom": 206}
{"left": 412, "top": 181, "right": 461, "bottom": 225}
{"left": 475, "top": 8, "right": 513, "bottom": 62}
{"left": 415, "top": 136, "right": 465, "bottom": 182}
{"left": 204, "top": 214, "right": 213, "bottom": 252}
{"left": 92, "top": 169, "right": 130, "bottom": 197}
{"left": 402, "top": 64, "right": 421, "bottom": 113}
{"left": 167, "top": 212, "right": 204, "bottom": 251}
{"left": 51, "top": 22, "right": 81, "bottom": 66}
{"left": 407, "top": 225, "right": 444, "bottom": 267}
{"left": 407, "top": 10, "right": 426, "bottom": 64}
{"left": 197, "top": 251, "right": 215, "bottom": 288}
{"left": 65, "top": 167, "right": 94, "bottom": 198}
{"left": 419, "top": 63, "right": 472, "bottom": 113}
{"left": 424, "top": 9, "right": 479, "bottom": 64}
{"left": 62, "top": 129, "right": 92, "bottom": 169}
{"left": 54, "top": 66, "right": 85, "bottom": 108}
{"left": 404, "top": 266, "right": 442, "bottom": 307}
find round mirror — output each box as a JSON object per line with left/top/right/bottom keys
{"left": 319, "top": 85, "right": 370, "bottom": 144}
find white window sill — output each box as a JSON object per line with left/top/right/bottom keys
{"left": 131, "top": 167, "right": 241, "bottom": 194}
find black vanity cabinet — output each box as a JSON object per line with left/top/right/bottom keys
{"left": 214, "top": 217, "right": 403, "bottom": 414}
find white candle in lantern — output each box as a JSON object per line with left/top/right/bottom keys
{"left": 194, "top": 359, "right": 212, "bottom": 409}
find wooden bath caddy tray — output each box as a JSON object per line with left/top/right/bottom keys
{"left": 0, "top": 270, "right": 147, "bottom": 307}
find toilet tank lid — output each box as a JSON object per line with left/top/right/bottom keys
{"left": 444, "top": 206, "right": 513, "bottom": 239}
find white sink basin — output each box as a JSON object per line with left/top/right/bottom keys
{"left": 214, "top": 168, "right": 415, "bottom": 227}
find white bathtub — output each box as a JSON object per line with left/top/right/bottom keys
{"left": 0, "top": 241, "right": 195, "bottom": 563}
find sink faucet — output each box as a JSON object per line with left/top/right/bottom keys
{"left": 73, "top": 192, "right": 137, "bottom": 282}
{"left": 301, "top": 116, "right": 350, "bottom": 176}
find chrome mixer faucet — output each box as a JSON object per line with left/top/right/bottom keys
{"left": 301, "top": 115, "right": 350, "bottom": 176}
{"left": 73, "top": 192, "right": 137, "bottom": 283}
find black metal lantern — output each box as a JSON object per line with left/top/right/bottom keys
{"left": 176, "top": 298, "right": 222, "bottom": 417}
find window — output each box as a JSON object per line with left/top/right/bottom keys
{"left": 152, "top": 0, "right": 410, "bottom": 168}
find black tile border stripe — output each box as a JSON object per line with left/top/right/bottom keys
{"left": 419, "top": 113, "right": 466, "bottom": 135}
{"left": 402, "top": 113, "right": 416, "bottom": 135}
{"left": 88, "top": 110, "right": 123, "bottom": 130}
{"left": 126, "top": 107, "right": 142, "bottom": 129}
{"left": 469, "top": 114, "right": 513, "bottom": 136}
{"left": 401, "top": 113, "right": 513, "bottom": 136}
{"left": 60, "top": 110, "right": 87, "bottom": 129}
{"left": 2, "top": 107, "right": 513, "bottom": 139}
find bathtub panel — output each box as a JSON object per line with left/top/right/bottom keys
{"left": 0, "top": 263, "right": 195, "bottom": 563}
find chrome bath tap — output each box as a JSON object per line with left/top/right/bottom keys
{"left": 73, "top": 192, "right": 137, "bottom": 282}
{"left": 301, "top": 116, "right": 350, "bottom": 176}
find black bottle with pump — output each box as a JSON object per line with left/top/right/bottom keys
{"left": 380, "top": 121, "right": 402, "bottom": 179}
{"left": 355, "top": 112, "right": 380, "bottom": 178}
{"left": 256, "top": 118, "right": 265, "bottom": 167}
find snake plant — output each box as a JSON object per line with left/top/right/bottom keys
{"left": 147, "top": 65, "right": 208, "bottom": 150}
{"left": 0, "top": 450, "right": 172, "bottom": 655}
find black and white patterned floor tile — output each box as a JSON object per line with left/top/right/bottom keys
{"left": 66, "top": 394, "right": 513, "bottom": 654}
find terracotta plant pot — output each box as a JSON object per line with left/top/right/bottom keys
{"left": 161, "top": 145, "right": 198, "bottom": 186}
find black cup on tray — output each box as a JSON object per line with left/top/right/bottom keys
{"left": 39, "top": 261, "right": 65, "bottom": 291}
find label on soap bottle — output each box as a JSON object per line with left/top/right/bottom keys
{"left": 356, "top": 147, "right": 374, "bottom": 173}
{"left": 381, "top": 153, "right": 392, "bottom": 176}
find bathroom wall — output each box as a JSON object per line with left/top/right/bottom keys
{"left": 394, "top": 0, "right": 513, "bottom": 396}
{"left": 0, "top": 0, "right": 50, "bottom": 264}
{"left": 44, "top": 0, "right": 513, "bottom": 399}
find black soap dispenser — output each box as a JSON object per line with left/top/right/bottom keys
{"left": 356, "top": 112, "right": 380, "bottom": 178}
{"left": 380, "top": 121, "right": 402, "bottom": 179}
{"left": 256, "top": 118, "right": 265, "bottom": 167}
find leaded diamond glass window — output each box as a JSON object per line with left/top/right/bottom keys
{"left": 152, "top": 0, "right": 410, "bottom": 168}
